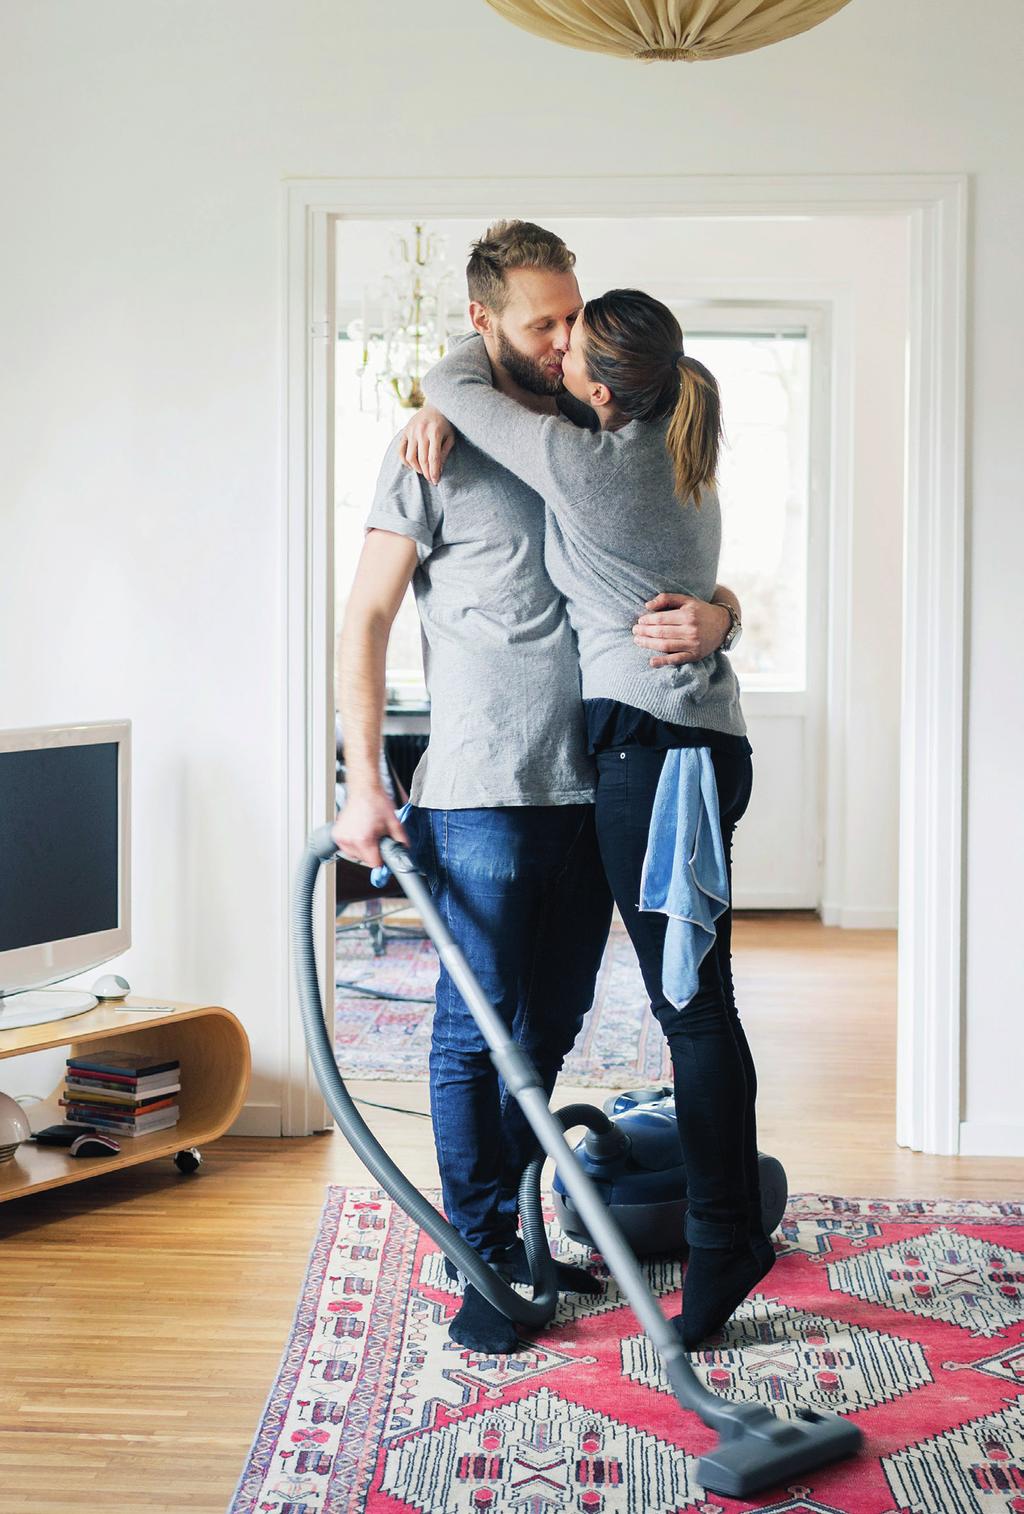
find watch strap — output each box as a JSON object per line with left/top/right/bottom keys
{"left": 712, "top": 598, "right": 741, "bottom": 652}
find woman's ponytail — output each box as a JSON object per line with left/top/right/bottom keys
{"left": 666, "top": 355, "right": 722, "bottom": 506}
{"left": 581, "top": 291, "right": 723, "bottom": 505}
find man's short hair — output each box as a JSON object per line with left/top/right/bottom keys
{"left": 466, "top": 219, "right": 576, "bottom": 313}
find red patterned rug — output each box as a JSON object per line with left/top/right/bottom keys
{"left": 335, "top": 926, "right": 671, "bottom": 1087}
{"left": 228, "top": 1190, "right": 1024, "bottom": 1514}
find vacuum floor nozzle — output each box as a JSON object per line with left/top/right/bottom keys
{"left": 696, "top": 1403, "right": 863, "bottom": 1498}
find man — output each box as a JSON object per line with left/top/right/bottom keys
{"left": 333, "top": 220, "right": 740, "bottom": 1353}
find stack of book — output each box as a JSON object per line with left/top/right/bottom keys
{"left": 61, "top": 1052, "right": 181, "bottom": 1138}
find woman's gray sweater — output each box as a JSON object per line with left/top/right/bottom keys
{"left": 422, "top": 335, "right": 745, "bottom": 736}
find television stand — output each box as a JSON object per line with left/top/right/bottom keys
{"left": 0, "top": 998, "right": 251, "bottom": 1204}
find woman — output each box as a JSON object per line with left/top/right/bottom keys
{"left": 419, "top": 290, "right": 774, "bottom": 1350}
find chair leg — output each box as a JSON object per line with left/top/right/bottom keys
{"left": 334, "top": 901, "right": 426, "bottom": 940}
{"left": 335, "top": 900, "right": 433, "bottom": 1004}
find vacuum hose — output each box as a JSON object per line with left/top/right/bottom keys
{"left": 296, "top": 827, "right": 729, "bottom": 1409}
{"left": 294, "top": 830, "right": 559, "bottom": 1324}
{"left": 295, "top": 828, "right": 863, "bottom": 1497}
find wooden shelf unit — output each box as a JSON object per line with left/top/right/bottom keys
{"left": 0, "top": 999, "right": 251, "bottom": 1203}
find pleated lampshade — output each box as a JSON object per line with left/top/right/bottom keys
{"left": 483, "top": 0, "right": 854, "bottom": 62}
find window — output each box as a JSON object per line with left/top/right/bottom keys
{"left": 683, "top": 324, "right": 813, "bottom": 690}
{"left": 334, "top": 335, "right": 430, "bottom": 700}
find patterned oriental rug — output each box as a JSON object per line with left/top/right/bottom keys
{"left": 335, "top": 927, "right": 672, "bottom": 1087}
{"left": 229, "top": 1190, "right": 1024, "bottom": 1514}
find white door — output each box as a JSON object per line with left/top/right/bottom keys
{"left": 683, "top": 308, "right": 828, "bottom": 910}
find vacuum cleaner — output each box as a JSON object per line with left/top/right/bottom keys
{"left": 296, "top": 828, "right": 862, "bottom": 1498}
{"left": 552, "top": 1087, "right": 789, "bottom": 1257}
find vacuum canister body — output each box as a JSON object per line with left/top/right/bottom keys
{"left": 552, "top": 1088, "right": 788, "bottom": 1256}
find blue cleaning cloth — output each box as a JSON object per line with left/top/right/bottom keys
{"left": 638, "top": 748, "right": 729, "bottom": 1009}
{"left": 369, "top": 801, "right": 412, "bottom": 888}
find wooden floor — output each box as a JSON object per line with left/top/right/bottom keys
{"left": 0, "top": 917, "right": 1020, "bottom": 1513}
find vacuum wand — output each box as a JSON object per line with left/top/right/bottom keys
{"left": 376, "top": 839, "right": 717, "bottom": 1415}
{"left": 306, "top": 826, "right": 863, "bottom": 1497}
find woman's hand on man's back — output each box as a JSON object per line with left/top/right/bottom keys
{"left": 399, "top": 404, "right": 456, "bottom": 487}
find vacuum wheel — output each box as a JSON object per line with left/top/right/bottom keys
{"left": 174, "top": 1147, "right": 202, "bottom": 1175}
{"left": 758, "top": 1151, "right": 788, "bottom": 1236}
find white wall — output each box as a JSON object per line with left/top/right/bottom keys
{"left": 1, "top": 1, "right": 1021, "bottom": 1148}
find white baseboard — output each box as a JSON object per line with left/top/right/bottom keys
{"left": 732, "top": 893, "right": 818, "bottom": 911}
{"left": 820, "top": 903, "right": 899, "bottom": 929}
{"left": 229, "top": 1102, "right": 284, "bottom": 1138}
{"left": 958, "top": 1121, "right": 1024, "bottom": 1158}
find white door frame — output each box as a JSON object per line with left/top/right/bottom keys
{"left": 283, "top": 174, "right": 967, "bottom": 1155}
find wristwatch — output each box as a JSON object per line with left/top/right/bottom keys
{"left": 712, "top": 599, "right": 743, "bottom": 654}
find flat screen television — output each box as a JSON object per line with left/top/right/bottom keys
{"left": 0, "top": 720, "right": 131, "bottom": 1032}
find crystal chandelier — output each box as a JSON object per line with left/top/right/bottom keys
{"left": 350, "top": 223, "right": 456, "bottom": 414}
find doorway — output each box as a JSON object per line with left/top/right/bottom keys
{"left": 331, "top": 213, "right": 907, "bottom": 920}
{"left": 284, "top": 175, "right": 966, "bottom": 1155}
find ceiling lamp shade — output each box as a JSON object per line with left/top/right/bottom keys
{"left": 483, "top": 0, "right": 854, "bottom": 62}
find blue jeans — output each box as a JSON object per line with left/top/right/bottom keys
{"left": 405, "top": 804, "right": 613, "bottom": 1259}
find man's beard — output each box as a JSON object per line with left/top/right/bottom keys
{"left": 495, "top": 324, "right": 564, "bottom": 397}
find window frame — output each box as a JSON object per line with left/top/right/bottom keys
{"left": 671, "top": 300, "right": 830, "bottom": 703}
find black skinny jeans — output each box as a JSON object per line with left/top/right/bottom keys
{"left": 594, "top": 744, "right": 760, "bottom": 1249}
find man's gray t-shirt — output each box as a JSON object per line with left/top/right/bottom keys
{"left": 364, "top": 435, "right": 596, "bottom": 809}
